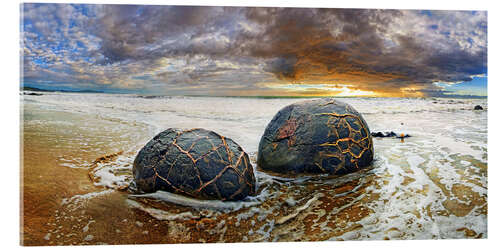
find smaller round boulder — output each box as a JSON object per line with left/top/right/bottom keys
{"left": 258, "top": 98, "right": 373, "bottom": 176}
{"left": 133, "top": 128, "right": 256, "bottom": 201}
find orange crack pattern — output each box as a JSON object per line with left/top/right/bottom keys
{"left": 258, "top": 99, "right": 373, "bottom": 175}
{"left": 135, "top": 128, "right": 256, "bottom": 201}
{"left": 314, "top": 111, "right": 373, "bottom": 174}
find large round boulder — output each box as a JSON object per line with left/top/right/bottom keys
{"left": 257, "top": 98, "right": 373, "bottom": 176}
{"left": 133, "top": 128, "right": 256, "bottom": 201}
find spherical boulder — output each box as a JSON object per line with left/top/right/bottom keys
{"left": 133, "top": 128, "right": 256, "bottom": 201}
{"left": 257, "top": 98, "right": 373, "bottom": 176}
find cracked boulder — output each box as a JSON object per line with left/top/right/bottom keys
{"left": 257, "top": 98, "right": 373, "bottom": 176}
{"left": 133, "top": 128, "right": 256, "bottom": 201}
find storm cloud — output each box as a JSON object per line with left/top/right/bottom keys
{"left": 21, "top": 4, "right": 487, "bottom": 96}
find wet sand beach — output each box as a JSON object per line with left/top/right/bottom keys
{"left": 21, "top": 93, "right": 487, "bottom": 245}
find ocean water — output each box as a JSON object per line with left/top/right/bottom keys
{"left": 21, "top": 92, "right": 487, "bottom": 245}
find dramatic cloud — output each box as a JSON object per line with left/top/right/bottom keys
{"left": 21, "top": 4, "right": 487, "bottom": 96}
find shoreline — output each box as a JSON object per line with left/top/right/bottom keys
{"left": 21, "top": 94, "right": 487, "bottom": 245}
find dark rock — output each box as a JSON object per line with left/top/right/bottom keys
{"left": 387, "top": 131, "right": 397, "bottom": 137}
{"left": 371, "top": 131, "right": 410, "bottom": 138}
{"left": 25, "top": 92, "right": 43, "bottom": 96}
{"left": 133, "top": 128, "right": 256, "bottom": 201}
{"left": 474, "top": 105, "right": 484, "bottom": 110}
{"left": 371, "top": 131, "right": 397, "bottom": 137}
{"left": 257, "top": 98, "right": 373, "bottom": 176}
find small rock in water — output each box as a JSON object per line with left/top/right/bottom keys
{"left": 371, "top": 131, "right": 410, "bottom": 138}
{"left": 371, "top": 131, "right": 396, "bottom": 137}
{"left": 83, "top": 235, "right": 93, "bottom": 241}
{"left": 386, "top": 131, "right": 397, "bottom": 137}
{"left": 44, "top": 233, "right": 51, "bottom": 241}
{"left": 474, "top": 105, "right": 484, "bottom": 110}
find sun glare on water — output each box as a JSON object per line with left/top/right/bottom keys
{"left": 333, "top": 87, "right": 378, "bottom": 97}
{"left": 267, "top": 83, "right": 379, "bottom": 97}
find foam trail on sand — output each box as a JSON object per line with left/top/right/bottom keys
{"left": 129, "top": 190, "right": 265, "bottom": 211}
{"left": 61, "top": 190, "right": 114, "bottom": 212}
{"left": 126, "top": 199, "right": 200, "bottom": 221}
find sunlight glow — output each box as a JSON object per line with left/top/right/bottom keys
{"left": 266, "top": 83, "right": 379, "bottom": 97}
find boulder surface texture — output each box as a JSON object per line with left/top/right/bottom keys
{"left": 133, "top": 128, "right": 256, "bottom": 201}
{"left": 257, "top": 98, "right": 373, "bottom": 175}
